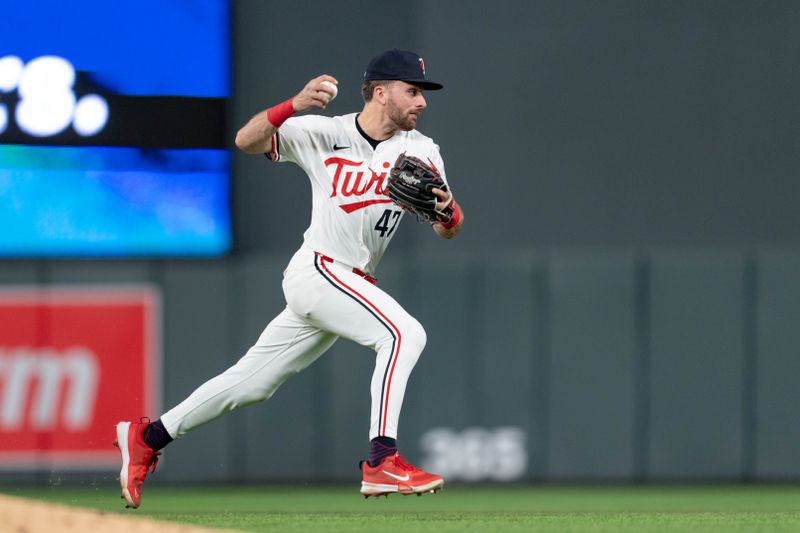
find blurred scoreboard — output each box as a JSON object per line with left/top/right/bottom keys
{"left": 0, "top": 0, "right": 231, "bottom": 257}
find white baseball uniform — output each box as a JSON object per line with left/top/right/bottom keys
{"left": 161, "top": 112, "right": 447, "bottom": 440}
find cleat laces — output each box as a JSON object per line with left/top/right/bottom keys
{"left": 392, "top": 454, "right": 416, "bottom": 472}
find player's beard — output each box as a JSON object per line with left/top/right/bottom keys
{"left": 387, "top": 98, "right": 419, "bottom": 131}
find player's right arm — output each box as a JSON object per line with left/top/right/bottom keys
{"left": 234, "top": 74, "right": 338, "bottom": 155}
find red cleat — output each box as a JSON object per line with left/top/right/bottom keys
{"left": 113, "top": 419, "right": 160, "bottom": 508}
{"left": 360, "top": 453, "right": 444, "bottom": 497}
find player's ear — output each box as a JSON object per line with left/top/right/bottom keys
{"left": 374, "top": 83, "right": 388, "bottom": 104}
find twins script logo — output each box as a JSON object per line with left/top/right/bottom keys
{"left": 325, "top": 157, "right": 393, "bottom": 213}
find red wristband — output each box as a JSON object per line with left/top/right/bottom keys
{"left": 266, "top": 98, "right": 295, "bottom": 128}
{"left": 439, "top": 200, "right": 462, "bottom": 230}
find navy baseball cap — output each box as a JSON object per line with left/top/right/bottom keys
{"left": 364, "top": 49, "right": 443, "bottom": 91}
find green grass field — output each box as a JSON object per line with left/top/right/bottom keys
{"left": 6, "top": 484, "right": 800, "bottom": 532}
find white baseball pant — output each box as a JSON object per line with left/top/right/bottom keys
{"left": 160, "top": 245, "right": 426, "bottom": 440}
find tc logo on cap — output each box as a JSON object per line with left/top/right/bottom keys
{"left": 363, "top": 49, "right": 443, "bottom": 90}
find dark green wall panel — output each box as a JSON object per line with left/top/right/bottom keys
{"left": 755, "top": 252, "right": 800, "bottom": 478}
{"left": 647, "top": 252, "right": 744, "bottom": 479}
{"left": 157, "top": 262, "right": 234, "bottom": 483}
{"left": 547, "top": 252, "right": 636, "bottom": 479}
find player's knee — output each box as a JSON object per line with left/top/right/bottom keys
{"left": 230, "top": 383, "right": 271, "bottom": 407}
{"left": 375, "top": 316, "right": 426, "bottom": 361}
{"left": 226, "top": 367, "right": 286, "bottom": 407}
{"left": 403, "top": 318, "right": 427, "bottom": 356}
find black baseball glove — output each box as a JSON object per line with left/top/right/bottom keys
{"left": 386, "top": 153, "right": 455, "bottom": 224}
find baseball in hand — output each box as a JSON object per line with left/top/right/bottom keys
{"left": 320, "top": 80, "right": 338, "bottom": 102}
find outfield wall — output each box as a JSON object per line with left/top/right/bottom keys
{"left": 1, "top": 249, "right": 799, "bottom": 484}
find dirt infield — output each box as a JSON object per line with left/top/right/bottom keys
{"left": 0, "top": 493, "right": 239, "bottom": 533}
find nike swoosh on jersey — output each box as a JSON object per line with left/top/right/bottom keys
{"left": 333, "top": 144, "right": 350, "bottom": 150}
{"left": 339, "top": 199, "right": 393, "bottom": 213}
{"left": 382, "top": 470, "right": 410, "bottom": 481}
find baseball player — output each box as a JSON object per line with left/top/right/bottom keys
{"left": 114, "top": 49, "right": 464, "bottom": 508}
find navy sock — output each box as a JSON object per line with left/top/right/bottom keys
{"left": 368, "top": 436, "right": 397, "bottom": 467}
{"left": 143, "top": 418, "right": 173, "bottom": 451}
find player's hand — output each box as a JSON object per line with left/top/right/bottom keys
{"left": 431, "top": 188, "right": 463, "bottom": 239}
{"left": 293, "top": 75, "right": 338, "bottom": 112}
{"left": 432, "top": 187, "right": 452, "bottom": 212}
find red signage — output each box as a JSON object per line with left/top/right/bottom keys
{"left": 0, "top": 287, "right": 160, "bottom": 468}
